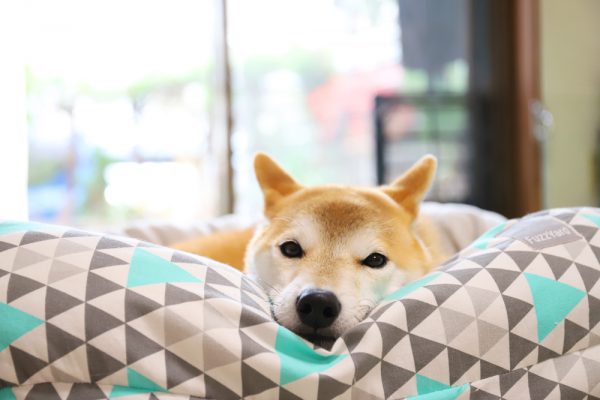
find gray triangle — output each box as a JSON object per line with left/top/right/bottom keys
{"left": 85, "top": 304, "right": 123, "bottom": 340}
{"left": 576, "top": 263, "right": 600, "bottom": 291}
{"left": 171, "top": 251, "right": 203, "bottom": 264}
{"left": 558, "top": 384, "right": 587, "bottom": 400}
{"left": 54, "top": 239, "right": 89, "bottom": 257}
{"left": 46, "top": 323, "right": 85, "bottom": 362}
{"left": 538, "top": 345, "right": 560, "bottom": 362}
{"left": 509, "top": 333, "right": 537, "bottom": 369}
{"left": 350, "top": 352, "right": 380, "bottom": 381}
{"left": 48, "top": 259, "right": 85, "bottom": 284}
{"left": 487, "top": 269, "right": 521, "bottom": 292}
{"left": 469, "top": 251, "right": 501, "bottom": 267}
{"left": 8, "top": 274, "right": 44, "bottom": 303}
{"left": 409, "top": 334, "right": 446, "bottom": 371}
{"left": 590, "top": 245, "right": 600, "bottom": 265}
{"left": 480, "top": 359, "right": 508, "bottom": 379}
{"left": 573, "top": 225, "right": 597, "bottom": 241}
{"left": 125, "top": 290, "right": 163, "bottom": 322}
{"left": 554, "top": 211, "right": 576, "bottom": 223}
{"left": 242, "top": 362, "right": 278, "bottom": 397}
{"left": 279, "top": 388, "right": 303, "bottom": 400}
{"left": 553, "top": 353, "right": 578, "bottom": 381}
{"left": 20, "top": 231, "right": 58, "bottom": 246}
{"left": 24, "top": 383, "right": 61, "bottom": 400}
{"left": 499, "top": 369, "right": 526, "bottom": 396}
{"left": 369, "top": 302, "right": 394, "bottom": 320}
{"left": 86, "top": 272, "right": 122, "bottom": 301}
{"left": 377, "top": 322, "right": 407, "bottom": 356}
{"left": 343, "top": 321, "right": 376, "bottom": 353}
{"left": 240, "top": 331, "right": 270, "bottom": 359}
{"left": 205, "top": 267, "right": 237, "bottom": 287}
{"left": 126, "top": 325, "right": 163, "bottom": 364}
{"left": 89, "top": 251, "right": 126, "bottom": 269}
{"left": 465, "top": 286, "right": 498, "bottom": 316}
{"left": 440, "top": 307, "right": 475, "bottom": 343}
{"left": 478, "top": 320, "right": 507, "bottom": 355}
{"left": 14, "top": 247, "right": 48, "bottom": 270}
{"left": 447, "top": 268, "right": 480, "bottom": 285}
{"left": 204, "top": 374, "right": 241, "bottom": 399}
{"left": 317, "top": 375, "right": 349, "bottom": 400}
{"left": 502, "top": 295, "right": 533, "bottom": 330}
{"left": 563, "top": 320, "right": 588, "bottom": 353}
{"left": 86, "top": 344, "right": 125, "bottom": 382}
{"left": 96, "top": 236, "right": 133, "bottom": 250}
{"left": 380, "top": 361, "right": 413, "bottom": 399}
{"left": 165, "top": 350, "right": 202, "bottom": 389}
{"left": 589, "top": 295, "right": 600, "bottom": 330}
{"left": 66, "top": 383, "right": 106, "bottom": 400}
{"left": 527, "top": 372, "right": 558, "bottom": 400}
{"left": 165, "top": 283, "right": 202, "bottom": 305}
{"left": 240, "top": 278, "right": 262, "bottom": 297}
{"left": 402, "top": 299, "right": 437, "bottom": 331}
{"left": 582, "top": 357, "right": 600, "bottom": 392}
{"left": 542, "top": 254, "right": 572, "bottom": 280}
{"left": 469, "top": 388, "right": 500, "bottom": 400}
{"left": 10, "top": 346, "right": 48, "bottom": 383}
{"left": 0, "top": 241, "right": 16, "bottom": 252}
{"left": 240, "top": 307, "right": 271, "bottom": 329}
{"left": 203, "top": 333, "right": 239, "bottom": 370}
{"left": 0, "top": 269, "right": 7, "bottom": 279}
{"left": 448, "top": 347, "right": 479, "bottom": 384}
{"left": 241, "top": 291, "right": 264, "bottom": 312}
{"left": 504, "top": 251, "right": 538, "bottom": 271}
{"left": 62, "top": 230, "right": 96, "bottom": 238}
{"left": 427, "top": 284, "right": 462, "bottom": 306}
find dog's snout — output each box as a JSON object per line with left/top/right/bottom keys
{"left": 296, "top": 289, "right": 341, "bottom": 329}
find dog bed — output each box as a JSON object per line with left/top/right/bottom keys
{"left": 1, "top": 207, "right": 600, "bottom": 399}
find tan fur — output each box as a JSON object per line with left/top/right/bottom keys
{"left": 172, "top": 227, "right": 254, "bottom": 270}
{"left": 171, "top": 153, "right": 444, "bottom": 336}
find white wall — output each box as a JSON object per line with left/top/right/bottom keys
{"left": 0, "top": 2, "right": 29, "bottom": 220}
{"left": 541, "top": 0, "right": 600, "bottom": 207}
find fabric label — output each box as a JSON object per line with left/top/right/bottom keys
{"left": 501, "top": 216, "right": 583, "bottom": 249}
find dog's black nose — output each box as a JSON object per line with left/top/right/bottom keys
{"left": 296, "top": 289, "right": 341, "bottom": 329}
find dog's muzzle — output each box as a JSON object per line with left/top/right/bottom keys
{"left": 295, "top": 288, "right": 341, "bottom": 329}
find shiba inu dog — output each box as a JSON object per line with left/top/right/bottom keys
{"left": 174, "top": 153, "right": 444, "bottom": 340}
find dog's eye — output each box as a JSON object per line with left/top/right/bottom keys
{"left": 279, "top": 241, "right": 303, "bottom": 258}
{"left": 361, "top": 253, "right": 388, "bottom": 268}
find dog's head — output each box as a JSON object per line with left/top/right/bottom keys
{"left": 245, "top": 153, "right": 437, "bottom": 340}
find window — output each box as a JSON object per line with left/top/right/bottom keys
{"left": 24, "top": 0, "right": 474, "bottom": 225}
{"left": 25, "top": 0, "right": 218, "bottom": 225}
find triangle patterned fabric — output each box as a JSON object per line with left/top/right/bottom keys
{"left": 1, "top": 207, "right": 600, "bottom": 399}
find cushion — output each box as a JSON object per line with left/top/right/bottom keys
{"left": 1, "top": 208, "right": 599, "bottom": 399}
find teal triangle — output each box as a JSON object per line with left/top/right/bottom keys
{"left": 582, "top": 213, "right": 600, "bottom": 228}
{"left": 471, "top": 222, "right": 507, "bottom": 249}
{"left": 524, "top": 272, "right": 586, "bottom": 342}
{"left": 0, "top": 387, "right": 16, "bottom": 400}
{"left": 385, "top": 272, "right": 441, "bottom": 301}
{"left": 415, "top": 374, "right": 451, "bottom": 395}
{"left": 408, "top": 382, "right": 469, "bottom": 400}
{"left": 110, "top": 368, "right": 167, "bottom": 398}
{"left": 127, "top": 248, "right": 201, "bottom": 287}
{"left": 0, "top": 303, "right": 44, "bottom": 351}
{"left": 0, "top": 221, "right": 49, "bottom": 236}
{"left": 275, "top": 326, "right": 346, "bottom": 385}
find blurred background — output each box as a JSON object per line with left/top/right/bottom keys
{"left": 0, "top": 0, "right": 598, "bottom": 227}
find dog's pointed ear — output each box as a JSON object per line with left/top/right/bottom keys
{"left": 254, "top": 153, "right": 302, "bottom": 213}
{"left": 381, "top": 155, "right": 437, "bottom": 221}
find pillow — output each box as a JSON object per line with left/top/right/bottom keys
{"left": 1, "top": 208, "right": 600, "bottom": 399}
